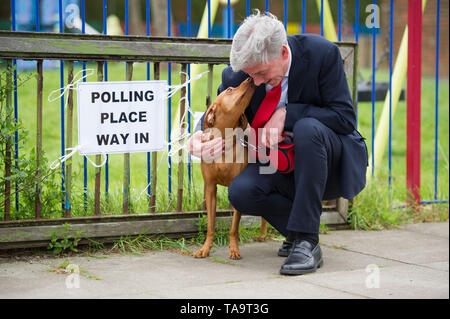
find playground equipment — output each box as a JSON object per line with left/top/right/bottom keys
{"left": 367, "top": 0, "right": 427, "bottom": 183}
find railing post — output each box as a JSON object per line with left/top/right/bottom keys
{"left": 407, "top": 0, "right": 422, "bottom": 207}
{"left": 94, "top": 61, "right": 104, "bottom": 216}
{"left": 204, "top": 64, "right": 214, "bottom": 211}
{"left": 177, "top": 64, "right": 187, "bottom": 212}
{"left": 4, "top": 60, "right": 13, "bottom": 221}
{"left": 150, "top": 62, "right": 160, "bottom": 213}
{"left": 206, "top": 64, "right": 214, "bottom": 113}
{"left": 434, "top": 0, "right": 441, "bottom": 202}
{"left": 352, "top": 45, "right": 359, "bottom": 112}
{"left": 35, "top": 60, "right": 43, "bottom": 219}
{"left": 65, "top": 61, "right": 74, "bottom": 218}
{"left": 123, "top": 61, "right": 133, "bottom": 214}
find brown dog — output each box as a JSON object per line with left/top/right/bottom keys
{"left": 194, "top": 77, "right": 268, "bottom": 260}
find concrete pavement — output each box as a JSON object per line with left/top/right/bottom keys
{"left": 0, "top": 221, "right": 448, "bottom": 299}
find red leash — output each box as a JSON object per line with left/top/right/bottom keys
{"left": 249, "top": 81, "right": 295, "bottom": 174}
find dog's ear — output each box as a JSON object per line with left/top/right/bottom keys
{"left": 238, "top": 113, "right": 248, "bottom": 129}
{"left": 204, "top": 103, "right": 216, "bottom": 128}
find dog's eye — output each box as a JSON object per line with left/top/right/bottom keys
{"left": 226, "top": 88, "right": 233, "bottom": 93}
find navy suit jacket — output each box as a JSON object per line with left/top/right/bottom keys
{"left": 200, "top": 34, "right": 367, "bottom": 199}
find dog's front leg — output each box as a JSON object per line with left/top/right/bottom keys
{"left": 194, "top": 184, "right": 217, "bottom": 258}
{"left": 229, "top": 209, "right": 242, "bottom": 259}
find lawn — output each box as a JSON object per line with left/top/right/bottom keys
{"left": 1, "top": 60, "right": 448, "bottom": 226}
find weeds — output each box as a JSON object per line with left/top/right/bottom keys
{"left": 47, "top": 223, "right": 85, "bottom": 254}
{"left": 105, "top": 214, "right": 283, "bottom": 257}
{"left": 110, "top": 233, "right": 195, "bottom": 255}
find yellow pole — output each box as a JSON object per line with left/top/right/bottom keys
{"left": 315, "top": 0, "right": 338, "bottom": 42}
{"left": 367, "top": 0, "right": 427, "bottom": 180}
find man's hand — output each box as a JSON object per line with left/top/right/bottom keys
{"left": 187, "top": 130, "right": 224, "bottom": 162}
{"left": 261, "top": 107, "right": 287, "bottom": 148}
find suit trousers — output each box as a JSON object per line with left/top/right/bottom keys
{"left": 228, "top": 117, "right": 343, "bottom": 237}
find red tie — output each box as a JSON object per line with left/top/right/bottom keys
{"left": 251, "top": 82, "right": 282, "bottom": 130}
{"left": 249, "top": 82, "right": 282, "bottom": 161}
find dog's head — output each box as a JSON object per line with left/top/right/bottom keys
{"left": 203, "top": 77, "right": 255, "bottom": 130}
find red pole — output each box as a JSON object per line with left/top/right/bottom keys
{"left": 407, "top": 0, "right": 422, "bottom": 207}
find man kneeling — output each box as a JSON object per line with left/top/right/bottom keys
{"left": 188, "top": 11, "right": 367, "bottom": 275}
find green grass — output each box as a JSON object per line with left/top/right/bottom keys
{"left": 349, "top": 177, "right": 449, "bottom": 230}
{"left": 0, "top": 61, "right": 448, "bottom": 228}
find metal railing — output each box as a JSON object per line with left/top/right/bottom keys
{"left": 0, "top": 0, "right": 446, "bottom": 248}
{"left": 0, "top": 29, "right": 358, "bottom": 223}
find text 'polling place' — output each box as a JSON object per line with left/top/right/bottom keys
{"left": 77, "top": 81, "right": 168, "bottom": 155}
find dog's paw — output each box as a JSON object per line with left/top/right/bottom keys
{"left": 229, "top": 248, "right": 241, "bottom": 260}
{"left": 194, "top": 248, "right": 210, "bottom": 258}
{"left": 253, "top": 234, "right": 268, "bottom": 242}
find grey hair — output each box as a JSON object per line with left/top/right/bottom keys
{"left": 230, "top": 10, "right": 288, "bottom": 72}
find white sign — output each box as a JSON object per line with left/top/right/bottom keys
{"left": 77, "top": 80, "right": 167, "bottom": 155}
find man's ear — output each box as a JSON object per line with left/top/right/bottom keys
{"left": 282, "top": 45, "right": 289, "bottom": 59}
{"left": 204, "top": 103, "right": 216, "bottom": 128}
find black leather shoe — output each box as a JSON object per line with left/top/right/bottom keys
{"left": 277, "top": 240, "right": 293, "bottom": 257}
{"left": 279, "top": 240, "right": 323, "bottom": 275}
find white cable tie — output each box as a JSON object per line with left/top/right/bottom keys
{"left": 49, "top": 145, "right": 83, "bottom": 170}
{"left": 48, "top": 68, "right": 95, "bottom": 109}
{"left": 166, "top": 70, "right": 209, "bottom": 98}
{"left": 137, "top": 143, "right": 169, "bottom": 201}
{"left": 49, "top": 144, "right": 108, "bottom": 170}
{"left": 84, "top": 152, "right": 108, "bottom": 168}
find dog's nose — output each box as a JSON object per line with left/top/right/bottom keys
{"left": 246, "top": 77, "right": 254, "bottom": 84}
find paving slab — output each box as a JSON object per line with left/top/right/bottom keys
{"left": 152, "top": 276, "right": 365, "bottom": 299}
{"left": 0, "top": 251, "right": 275, "bottom": 299}
{"left": 401, "top": 222, "right": 449, "bottom": 239}
{"left": 210, "top": 241, "right": 405, "bottom": 274}
{"left": 0, "top": 221, "right": 448, "bottom": 299}
{"left": 295, "top": 263, "right": 449, "bottom": 299}
{"left": 319, "top": 222, "right": 449, "bottom": 265}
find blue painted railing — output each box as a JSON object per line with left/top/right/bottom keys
{"left": 4, "top": 0, "right": 447, "bottom": 220}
